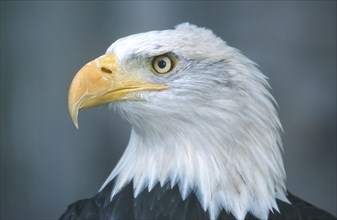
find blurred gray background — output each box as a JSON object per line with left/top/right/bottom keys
{"left": 1, "top": 1, "right": 336, "bottom": 219}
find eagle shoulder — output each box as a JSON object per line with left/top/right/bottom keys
{"left": 60, "top": 181, "right": 336, "bottom": 220}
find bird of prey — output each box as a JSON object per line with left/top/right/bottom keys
{"left": 61, "top": 23, "right": 336, "bottom": 220}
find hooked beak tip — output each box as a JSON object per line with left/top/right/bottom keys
{"left": 69, "top": 105, "right": 79, "bottom": 129}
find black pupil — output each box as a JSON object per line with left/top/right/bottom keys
{"left": 158, "top": 59, "right": 166, "bottom": 69}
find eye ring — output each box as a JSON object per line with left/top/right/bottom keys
{"left": 151, "top": 54, "right": 174, "bottom": 74}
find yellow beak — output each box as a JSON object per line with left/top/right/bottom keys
{"left": 68, "top": 54, "right": 167, "bottom": 128}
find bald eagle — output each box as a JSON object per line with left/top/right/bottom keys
{"left": 61, "top": 23, "right": 335, "bottom": 220}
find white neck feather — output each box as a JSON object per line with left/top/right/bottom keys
{"left": 100, "top": 93, "right": 289, "bottom": 219}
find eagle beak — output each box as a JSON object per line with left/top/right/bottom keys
{"left": 68, "top": 54, "right": 167, "bottom": 128}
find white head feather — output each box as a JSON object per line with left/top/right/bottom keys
{"left": 100, "top": 23, "right": 288, "bottom": 219}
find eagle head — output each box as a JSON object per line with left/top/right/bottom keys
{"left": 68, "top": 23, "right": 288, "bottom": 219}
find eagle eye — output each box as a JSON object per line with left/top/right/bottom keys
{"left": 151, "top": 54, "right": 174, "bottom": 74}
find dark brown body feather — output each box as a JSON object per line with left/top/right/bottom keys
{"left": 60, "top": 180, "right": 336, "bottom": 220}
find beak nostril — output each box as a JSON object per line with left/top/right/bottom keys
{"left": 101, "top": 67, "right": 113, "bottom": 74}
